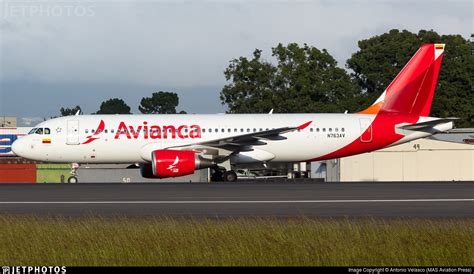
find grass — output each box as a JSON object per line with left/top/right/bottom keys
{"left": 0, "top": 216, "right": 472, "bottom": 266}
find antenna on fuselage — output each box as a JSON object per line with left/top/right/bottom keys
{"left": 75, "top": 109, "right": 81, "bottom": 116}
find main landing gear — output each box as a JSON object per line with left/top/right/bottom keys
{"left": 211, "top": 166, "right": 237, "bottom": 182}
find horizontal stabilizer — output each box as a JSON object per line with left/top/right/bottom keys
{"left": 399, "top": 118, "right": 459, "bottom": 131}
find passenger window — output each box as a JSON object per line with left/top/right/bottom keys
{"left": 341, "top": 128, "right": 345, "bottom": 132}
{"left": 105, "top": 129, "right": 108, "bottom": 133}
{"left": 310, "top": 128, "right": 313, "bottom": 132}
{"left": 201, "top": 129, "right": 204, "bottom": 133}
{"left": 247, "top": 128, "right": 250, "bottom": 132}
{"left": 209, "top": 129, "right": 212, "bottom": 133}
{"left": 322, "top": 128, "right": 326, "bottom": 132}
{"left": 92, "top": 129, "right": 95, "bottom": 133}
{"left": 221, "top": 128, "right": 225, "bottom": 133}
{"left": 240, "top": 129, "right": 244, "bottom": 132}
{"left": 228, "top": 129, "right": 231, "bottom": 133}
{"left": 316, "top": 128, "right": 320, "bottom": 132}
{"left": 234, "top": 128, "right": 237, "bottom": 132}
{"left": 215, "top": 128, "right": 218, "bottom": 132}
{"left": 335, "top": 128, "right": 339, "bottom": 132}
{"left": 111, "top": 129, "right": 115, "bottom": 133}
{"left": 85, "top": 129, "right": 89, "bottom": 134}
{"left": 253, "top": 128, "right": 256, "bottom": 132}
{"left": 329, "top": 128, "right": 332, "bottom": 132}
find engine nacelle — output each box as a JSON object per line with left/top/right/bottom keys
{"left": 141, "top": 150, "right": 214, "bottom": 178}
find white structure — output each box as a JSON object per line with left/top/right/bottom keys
{"left": 331, "top": 139, "right": 474, "bottom": 182}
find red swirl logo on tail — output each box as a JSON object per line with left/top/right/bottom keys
{"left": 82, "top": 120, "right": 105, "bottom": 145}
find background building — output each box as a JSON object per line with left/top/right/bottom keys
{"left": 320, "top": 138, "right": 474, "bottom": 182}
{"left": 0, "top": 117, "right": 16, "bottom": 127}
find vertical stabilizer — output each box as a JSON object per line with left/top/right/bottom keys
{"left": 358, "top": 44, "right": 444, "bottom": 116}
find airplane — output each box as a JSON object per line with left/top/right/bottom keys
{"left": 12, "top": 44, "right": 457, "bottom": 182}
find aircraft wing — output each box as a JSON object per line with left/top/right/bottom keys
{"left": 166, "top": 121, "right": 312, "bottom": 157}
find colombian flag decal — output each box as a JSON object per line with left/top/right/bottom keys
{"left": 42, "top": 138, "right": 51, "bottom": 144}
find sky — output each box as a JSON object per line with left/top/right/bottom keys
{"left": 0, "top": 0, "right": 472, "bottom": 126}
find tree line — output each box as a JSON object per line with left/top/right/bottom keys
{"left": 221, "top": 29, "right": 473, "bottom": 127}
{"left": 60, "top": 29, "right": 473, "bottom": 127}
{"left": 59, "top": 91, "right": 187, "bottom": 116}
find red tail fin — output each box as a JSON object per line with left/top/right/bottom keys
{"left": 359, "top": 44, "right": 444, "bottom": 116}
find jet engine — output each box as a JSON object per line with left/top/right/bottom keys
{"left": 140, "top": 150, "right": 214, "bottom": 178}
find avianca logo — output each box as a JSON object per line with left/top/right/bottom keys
{"left": 82, "top": 120, "right": 105, "bottom": 145}
{"left": 167, "top": 156, "right": 180, "bottom": 173}
{"left": 82, "top": 120, "right": 202, "bottom": 144}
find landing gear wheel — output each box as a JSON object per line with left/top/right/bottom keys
{"left": 211, "top": 167, "right": 224, "bottom": 182}
{"left": 67, "top": 176, "right": 78, "bottom": 183}
{"left": 223, "top": 170, "right": 238, "bottom": 182}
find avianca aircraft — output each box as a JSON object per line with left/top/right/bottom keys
{"left": 12, "top": 44, "right": 456, "bottom": 182}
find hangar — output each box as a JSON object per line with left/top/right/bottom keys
{"left": 314, "top": 129, "right": 474, "bottom": 182}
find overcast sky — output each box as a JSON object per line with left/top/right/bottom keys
{"left": 0, "top": 0, "right": 471, "bottom": 126}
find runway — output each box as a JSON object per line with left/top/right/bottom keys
{"left": 0, "top": 182, "right": 473, "bottom": 217}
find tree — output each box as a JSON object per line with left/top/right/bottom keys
{"left": 60, "top": 105, "right": 81, "bottom": 116}
{"left": 220, "top": 43, "right": 361, "bottom": 113}
{"left": 139, "top": 91, "right": 180, "bottom": 114}
{"left": 347, "top": 29, "right": 473, "bottom": 127}
{"left": 96, "top": 98, "right": 131, "bottom": 114}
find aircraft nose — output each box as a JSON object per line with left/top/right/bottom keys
{"left": 11, "top": 138, "right": 25, "bottom": 157}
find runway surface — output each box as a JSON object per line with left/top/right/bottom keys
{"left": 0, "top": 182, "right": 473, "bottom": 217}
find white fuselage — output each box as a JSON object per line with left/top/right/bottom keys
{"left": 11, "top": 113, "right": 448, "bottom": 165}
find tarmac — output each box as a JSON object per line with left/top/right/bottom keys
{"left": 0, "top": 182, "right": 472, "bottom": 217}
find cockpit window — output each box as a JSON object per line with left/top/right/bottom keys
{"left": 35, "top": 128, "right": 43, "bottom": 135}
{"left": 28, "top": 128, "right": 37, "bottom": 135}
{"left": 44, "top": 128, "right": 51, "bottom": 135}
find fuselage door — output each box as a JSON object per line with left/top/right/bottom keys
{"left": 67, "top": 120, "right": 80, "bottom": 145}
{"left": 359, "top": 118, "right": 373, "bottom": 143}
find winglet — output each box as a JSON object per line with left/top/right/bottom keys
{"left": 268, "top": 109, "right": 274, "bottom": 114}
{"left": 297, "top": 121, "right": 312, "bottom": 130}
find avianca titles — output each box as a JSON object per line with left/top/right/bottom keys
{"left": 12, "top": 44, "right": 456, "bottom": 182}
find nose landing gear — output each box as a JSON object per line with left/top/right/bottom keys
{"left": 67, "top": 163, "right": 79, "bottom": 183}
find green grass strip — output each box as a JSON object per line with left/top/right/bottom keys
{"left": 0, "top": 216, "right": 472, "bottom": 266}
